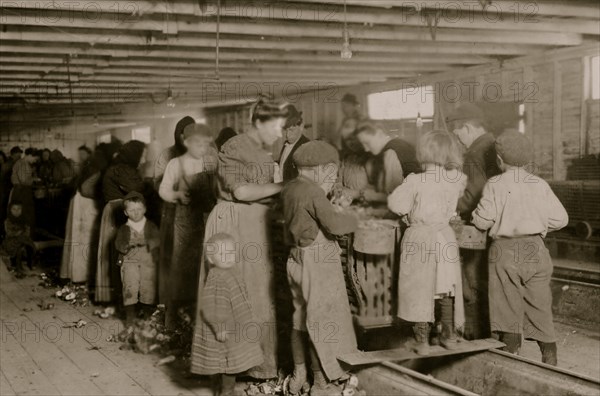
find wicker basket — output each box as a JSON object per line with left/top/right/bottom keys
{"left": 353, "top": 220, "right": 398, "bottom": 255}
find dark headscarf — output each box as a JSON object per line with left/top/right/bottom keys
{"left": 173, "top": 116, "right": 195, "bottom": 157}
{"left": 7, "top": 200, "right": 27, "bottom": 226}
{"left": 215, "top": 127, "right": 237, "bottom": 151}
{"left": 116, "top": 140, "right": 145, "bottom": 168}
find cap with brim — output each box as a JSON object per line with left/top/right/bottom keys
{"left": 284, "top": 105, "right": 303, "bottom": 129}
{"left": 446, "top": 103, "right": 484, "bottom": 123}
{"left": 123, "top": 191, "right": 145, "bottom": 202}
{"left": 293, "top": 141, "right": 339, "bottom": 167}
{"left": 342, "top": 93, "right": 359, "bottom": 104}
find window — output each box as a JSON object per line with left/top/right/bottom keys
{"left": 96, "top": 133, "right": 111, "bottom": 144}
{"left": 367, "top": 85, "right": 435, "bottom": 120}
{"left": 591, "top": 55, "right": 599, "bottom": 100}
{"left": 132, "top": 126, "right": 152, "bottom": 143}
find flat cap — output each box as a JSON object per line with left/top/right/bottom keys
{"left": 293, "top": 141, "right": 339, "bottom": 167}
{"left": 446, "top": 103, "right": 484, "bottom": 123}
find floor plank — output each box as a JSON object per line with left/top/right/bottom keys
{"left": 0, "top": 318, "right": 61, "bottom": 395}
{"left": 0, "top": 289, "right": 148, "bottom": 396}
{"left": 0, "top": 291, "right": 104, "bottom": 395}
{"left": 2, "top": 274, "right": 208, "bottom": 396}
{"left": 0, "top": 370, "right": 17, "bottom": 396}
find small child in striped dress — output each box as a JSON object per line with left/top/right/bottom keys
{"left": 191, "top": 233, "right": 263, "bottom": 396}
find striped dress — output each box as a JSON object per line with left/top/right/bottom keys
{"left": 191, "top": 266, "right": 263, "bottom": 375}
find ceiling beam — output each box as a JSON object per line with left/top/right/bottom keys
{"left": 2, "top": 0, "right": 598, "bottom": 33}
{"left": 0, "top": 13, "right": 586, "bottom": 46}
{"left": 0, "top": 45, "right": 495, "bottom": 65}
{"left": 0, "top": 30, "right": 544, "bottom": 56}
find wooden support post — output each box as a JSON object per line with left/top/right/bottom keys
{"left": 552, "top": 61, "right": 564, "bottom": 180}
{"left": 523, "top": 66, "right": 535, "bottom": 162}
{"left": 580, "top": 56, "right": 590, "bottom": 157}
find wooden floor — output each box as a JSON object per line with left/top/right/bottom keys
{"left": 1, "top": 262, "right": 599, "bottom": 395}
{"left": 0, "top": 263, "right": 214, "bottom": 396}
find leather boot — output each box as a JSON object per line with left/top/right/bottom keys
{"left": 499, "top": 332, "right": 522, "bottom": 354}
{"left": 412, "top": 322, "right": 430, "bottom": 356}
{"left": 537, "top": 341, "right": 558, "bottom": 366}
{"left": 439, "top": 297, "right": 458, "bottom": 350}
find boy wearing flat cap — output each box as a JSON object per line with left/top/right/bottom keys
{"left": 114, "top": 191, "right": 160, "bottom": 328}
{"left": 281, "top": 141, "right": 358, "bottom": 396}
{"left": 472, "top": 129, "right": 568, "bottom": 366}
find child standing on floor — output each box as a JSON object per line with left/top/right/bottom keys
{"left": 192, "top": 233, "right": 263, "bottom": 396}
{"left": 387, "top": 130, "right": 467, "bottom": 355}
{"left": 472, "top": 129, "right": 568, "bottom": 366}
{"left": 0, "top": 201, "right": 35, "bottom": 277}
{"left": 281, "top": 141, "right": 358, "bottom": 396}
{"left": 114, "top": 192, "right": 160, "bottom": 328}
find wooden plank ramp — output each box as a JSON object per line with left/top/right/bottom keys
{"left": 0, "top": 268, "right": 213, "bottom": 396}
{"left": 340, "top": 338, "right": 505, "bottom": 366}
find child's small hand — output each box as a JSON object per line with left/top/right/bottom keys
{"left": 215, "top": 330, "right": 227, "bottom": 342}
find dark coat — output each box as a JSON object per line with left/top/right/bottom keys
{"left": 457, "top": 133, "right": 501, "bottom": 219}
{"left": 279, "top": 134, "right": 310, "bottom": 182}
{"left": 114, "top": 219, "right": 160, "bottom": 266}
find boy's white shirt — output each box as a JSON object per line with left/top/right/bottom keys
{"left": 126, "top": 216, "right": 147, "bottom": 234}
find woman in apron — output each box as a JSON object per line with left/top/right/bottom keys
{"left": 60, "top": 148, "right": 109, "bottom": 283}
{"left": 191, "top": 99, "right": 288, "bottom": 380}
{"left": 154, "top": 116, "right": 195, "bottom": 306}
{"left": 159, "top": 123, "right": 217, "bottom": 328}
{"left": 95, "top": 141, "right": 146, "bottom": 303}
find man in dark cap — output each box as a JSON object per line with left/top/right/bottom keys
{"left": 446, "top": 103, "right": 501, "bottom": 340}
{"left": 278, "top": 104, "right": 310, "bottom": 182}
{"left": 337, "top": 93, "right": 363, "bottom": 157}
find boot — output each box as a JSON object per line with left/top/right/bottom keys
{"left": 499, "top": 332, "right": 522, "bottom": 354}
{"left": 412, "top": 322, "right": 430, "bottom": 356}
{"left": 537, "top": 341, "right": 558, "bottom": 366}
{"left": 310, "top": 369, "right": 340, "bottom": 396}
{"left": 288, "top": 330, "right": 309, "bottom": 395}
{"left": 288, "top": 364, "right": 308, "bottom": 395}
{"left": 124, "top": 304, "right": 137, "bottom": 328}
{"left": 221, "top": 374, "right": 236, "bottom": 396}
{"left": 439, "top": 297, "right": 458, "bottom": 350}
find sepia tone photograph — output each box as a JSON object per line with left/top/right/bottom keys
{"left": 0, "top": 1, "right": 599, "bottom": 395}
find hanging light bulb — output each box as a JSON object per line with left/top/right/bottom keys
{"left": 416, "top": 112, "right": 423, "bottom": 128}
{"left": 166, "top": 88, "right": 176, "bottom": 108}
{"left": 341, "top": 0, "right": 352, "bottom": 60}
{"left": 341, "top": 30, "right": 352, "bottom": 60}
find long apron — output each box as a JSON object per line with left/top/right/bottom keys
{"left": 287, "top": 230, "right": 358, "bottom": 381}
{"left": 60, "top": 191, "right": 101, "bottom": 283}
{"left": 95, "top": 199, "right": 125, "bottom": 303}
{"left": 158, "top": 202, "right": 176, "bottom": 305}
{"left": 166, "top": 169, "right": 212, "bottom": 327}
{"left": 193, "top": 200, "right": 278, "bottom": 379}
{"left": 398, "top": 223, "right": 465, "bottom": 330}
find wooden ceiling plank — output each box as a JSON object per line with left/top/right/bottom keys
{"left": 0, "top": 13, "right": 586, "bottom": 45}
